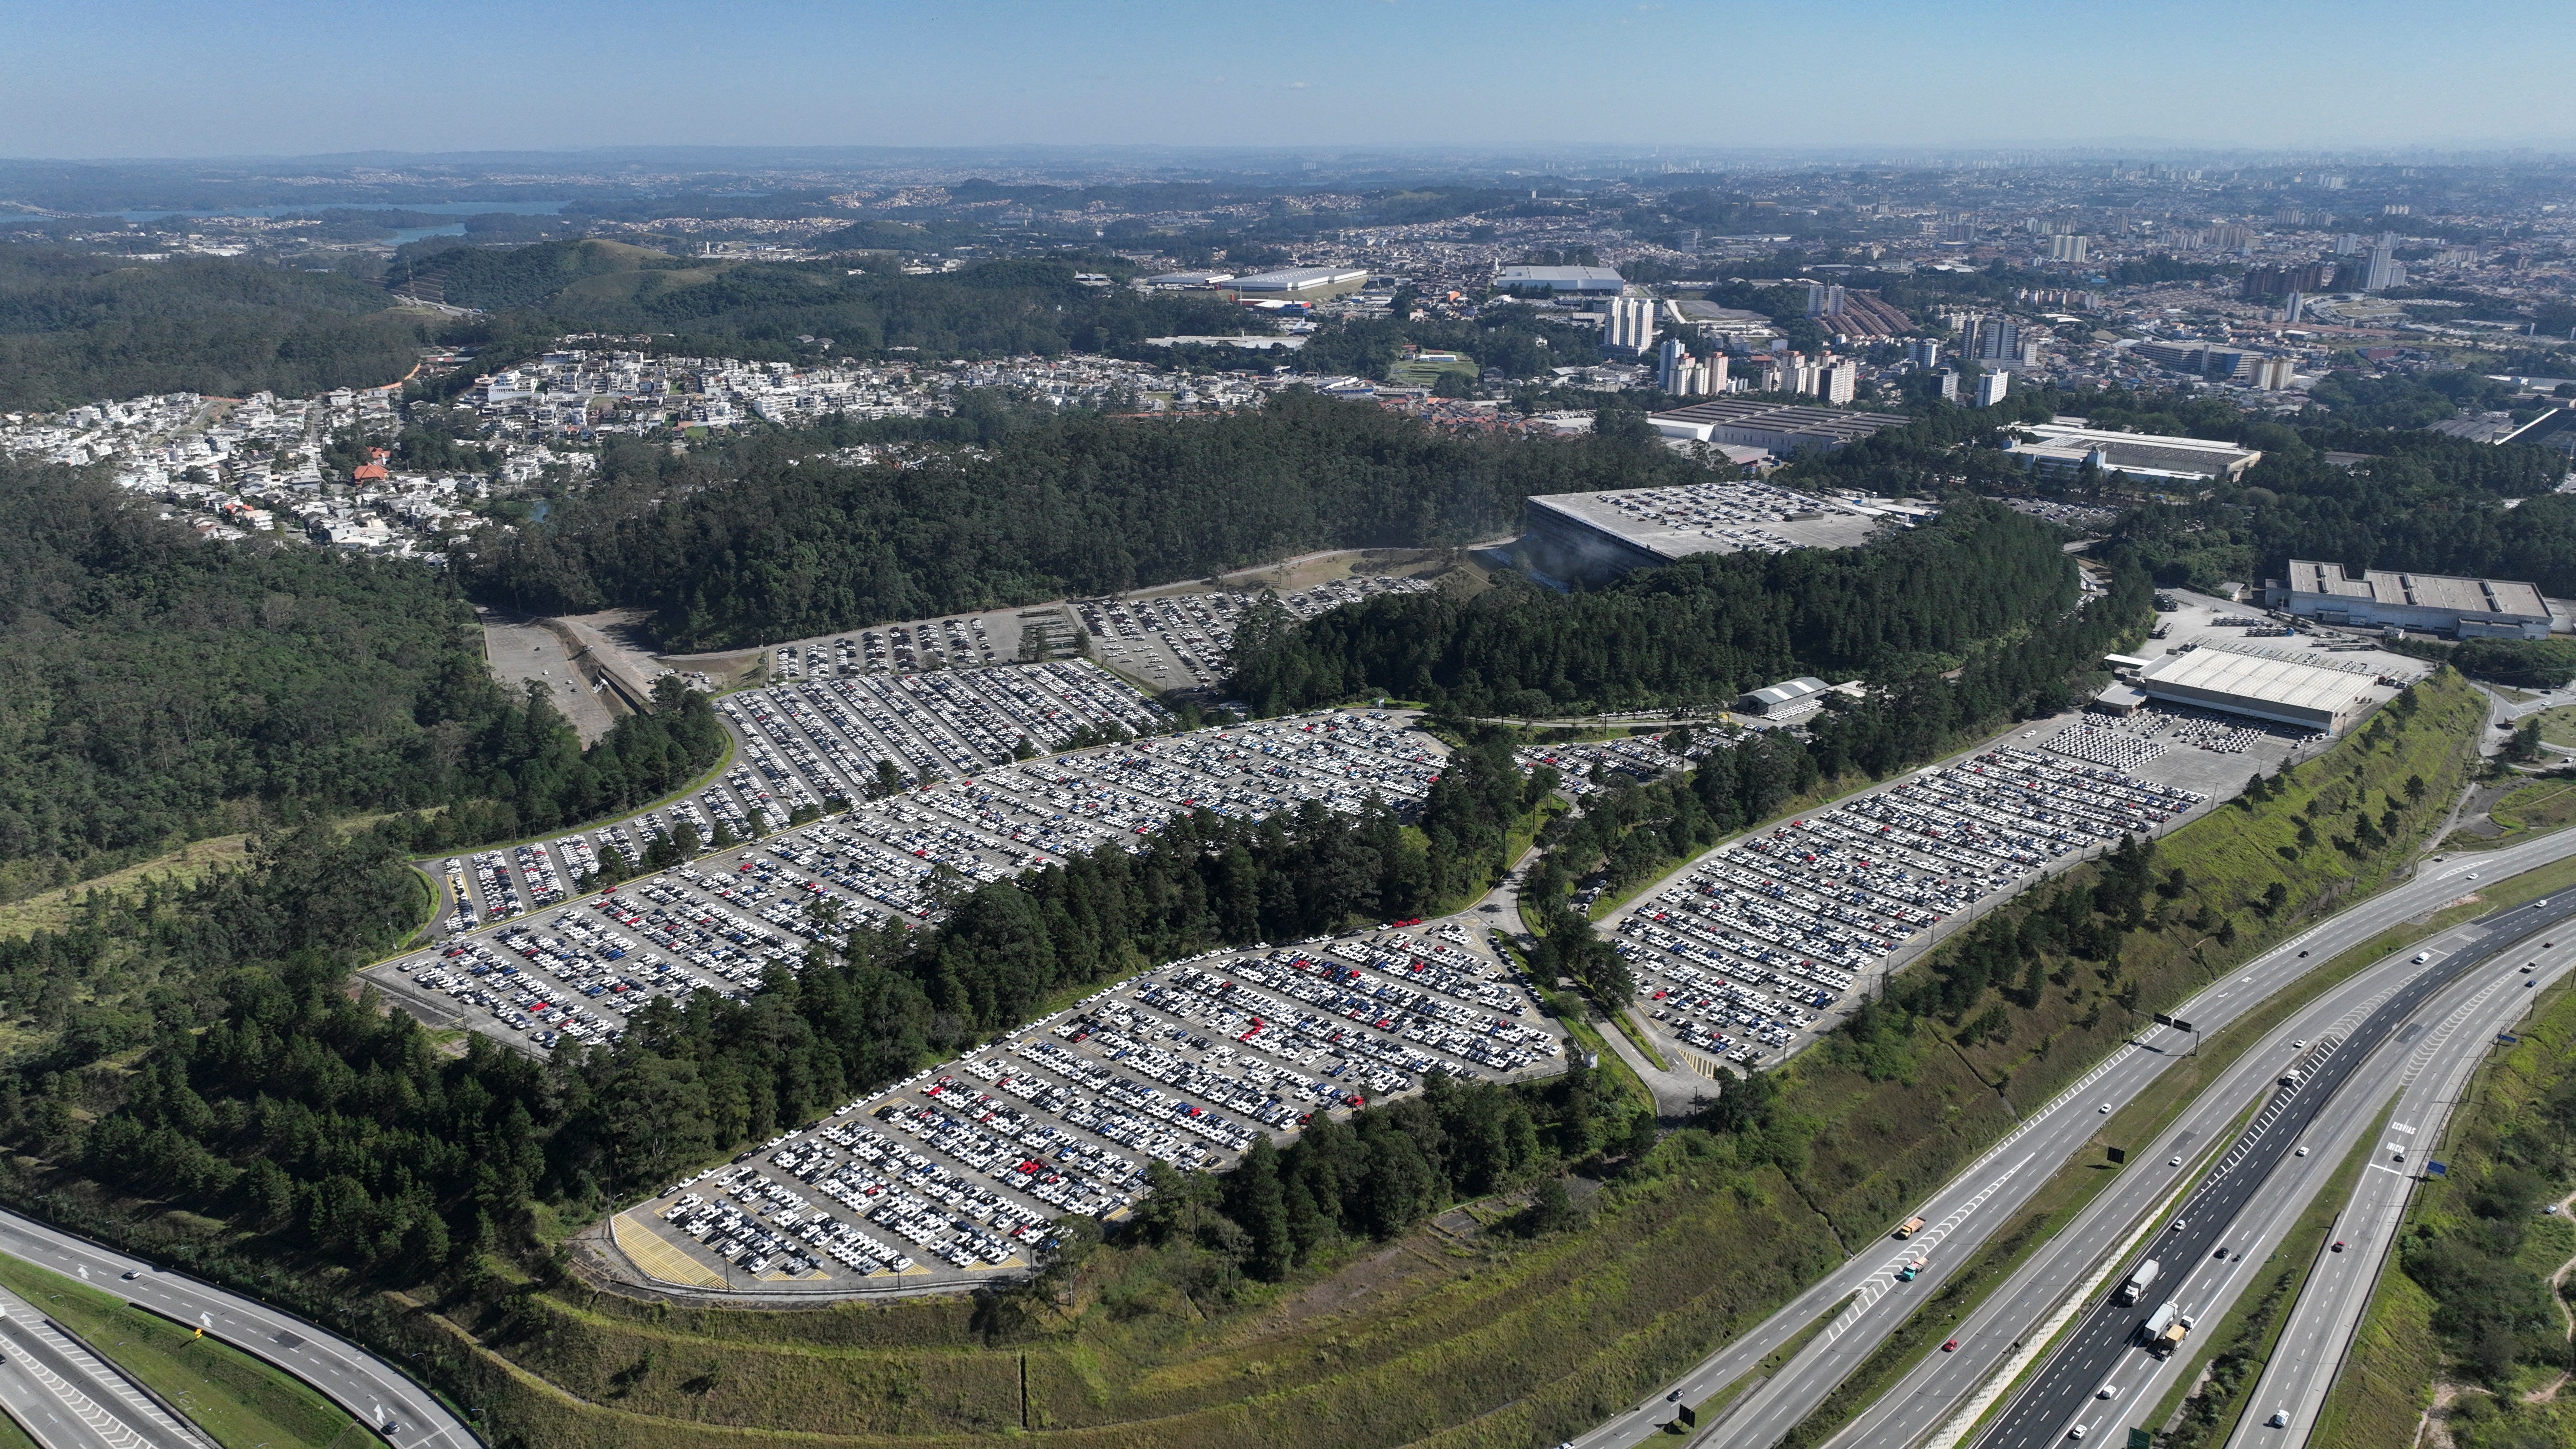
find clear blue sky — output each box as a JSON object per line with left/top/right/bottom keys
{"left": 1, "top": 0, "right": 2569, "bottom": 160}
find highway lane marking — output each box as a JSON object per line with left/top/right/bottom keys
{"left": 1821, "top": 1157, "right": 2031, "bottom": 1348}
{"left": 0, "top": 1319, "right": 175, "bottom": 1449}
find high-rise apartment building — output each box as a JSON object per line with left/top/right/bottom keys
{"left": 1604, "top": 295, "right": 1658, "bottom": 354}
{"left": 2362, "top": 235, "right": 2405, "bottom": 292}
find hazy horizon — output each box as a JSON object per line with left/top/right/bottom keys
{"left": 2, "top": 0, "right": 2571, "bottom": 161}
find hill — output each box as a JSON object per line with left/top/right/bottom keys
{"left": 0, "top": 248, "right": 426, "bottom": 409}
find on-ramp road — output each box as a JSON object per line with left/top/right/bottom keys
{"left": 0, "top": 1210, "right": 475, "bottom": 1448}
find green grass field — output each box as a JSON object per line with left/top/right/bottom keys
{"left": 0, "top": 1253, "right": 365, "bottom": 1449}
{"left": 2488, "top": 776, "right": 2576, "bottom": 838}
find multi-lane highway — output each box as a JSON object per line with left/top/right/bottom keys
{"left": 2225, "top": 934, "right": 2576, "bottom": 1445}
{"left": 0, "top": 1209, "right": 474, "bottom": 1449}
{"left": 0, "top": 1279, "right": 208, "bottom": 1449}
{"left": 1970, "top": 892, "right": 2576, "bottom": 1449}
{"left": 1563, "top": 829, "right": 2576, "bottom": 1449}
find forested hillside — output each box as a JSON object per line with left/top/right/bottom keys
{"left": 459, "top": 392, "right": 1701, "bottom": 649}
{"left": 0, "top": 249, "right": 425, "bottom": 409}
{"left": 400, "top": 242, "right": 1252, "bottom": 359}
{"left": 1228, "top": 497, "right": 2085, "bottom": 716}
{"left": 0, "top": 461, "right": 722, "bottom": 897}
{"left": 2116, "top": 437, "right": 2576, "bottom": 596}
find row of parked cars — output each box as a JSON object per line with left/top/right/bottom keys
{"left": 389, "top": 707, "right": 1462, "bottom": 1057}
{"left": 1618, "top": 747, "right": 2208, "bottom": 1067}
{"left": 618, "top": 922, "right": 1563, "bottom": 1291}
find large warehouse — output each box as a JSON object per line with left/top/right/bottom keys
{"left": 1514, "top": 480, "right": 1887, "bottom": 584}
{"left": 1648, "top": 398, "right": 1910, "bottom": 454}
{"left": 2265, "top": 559, "right": 2552, "bottom": 640}
{"left": 2133, "top": 647, "right": 2376, "bottom": 734}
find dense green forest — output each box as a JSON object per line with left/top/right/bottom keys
{"left": 2111, "top": 436, "right": 2576, "bottom": 596}
{"left": 0, "top": 249, "right": 426, "bottom": 409}
{"left": 0, "top": 462, "right": 722, "bottom": 896}
{"left": 1228, "top": 497, "right": 2089, "bottom": 717}
{"left": 458, "top": 391, "right": 1702, "bottom": 649}
{"left": 397, "top": 242, "right": 1250, "bottom": 360}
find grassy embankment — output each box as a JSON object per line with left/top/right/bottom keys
{"left": 2309, "top": 971, "right": 2576, "bottom": 1449}
{"left": 251, "top": 673, "right": 2484, "bottom": 1449}
{"left": 0, "top": 1252, "right": 364, "bottom": 1448}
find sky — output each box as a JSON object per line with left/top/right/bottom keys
{"left": 1, "top": 0, "right": 2571, "bottom": 161}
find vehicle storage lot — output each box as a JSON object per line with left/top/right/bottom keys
{"left": 364, "top": 690, "right": 1452, "bottom": 1055}
{"left": 1608, "top": 710, "right": 2327, "bottom": 1076}
{"left": 594, "top": 918, "right": 1561, "bottom": 1298}
{"left": 1078, "top": 575, "right": 1433, "bottom": 693}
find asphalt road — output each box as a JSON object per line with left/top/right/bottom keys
{"left": 0, "top": 1280, "right": 207, "bottom": 1449}
{"left": 1978, "top": 892, "right": 2576, "bottom": 1449}
{"left": 2225, "top": 936, "right": 2576, "bottom": 1445}
{"left": 1562, "top": 832, "right": 2576, "bottom": 1449}
{"left": 0, "top": 1210, "right": 474, "bottom": 1449}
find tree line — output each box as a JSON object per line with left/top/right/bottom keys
{"left": 458, "top": 392, "right": 1708, "bottom": 651}
{"left": 1227, "top": 497, "right": 2091, "bottom": 718}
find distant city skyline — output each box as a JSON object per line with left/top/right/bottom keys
{"left": 1, "top": 0, "right": 2572, "bottom": 161}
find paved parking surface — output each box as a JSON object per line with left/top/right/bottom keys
{"left": 366, "top": 697, "right": 1452, "bottom": 1056}
{"left": 592, "top": 917, "right": 1563, "bottom": 1299}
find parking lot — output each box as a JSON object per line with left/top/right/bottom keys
{"left": 1599, "top": 681, "right": 2382, "bottom": 1081}
{"left": 1078, "top": 575, "right": 1434, "bottom": 693}
{"left": 364, "top": 689, "right": 1455, "bottom": 1055}
{"left": 589, "top": 917, "right": 1563, "bottom": 1298}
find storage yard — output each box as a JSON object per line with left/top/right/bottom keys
{"left": 592, "top": 919, "right": 1561, "bottom": 1297}
{"left": 365, "top": 690, "right": 1452, "bottom": 1053}
{"left": 1614, "top": 743, "right": 2224, "bottom": 1074}
{"left": 394, "top": 575, "right": 2431, "bottom": 1303}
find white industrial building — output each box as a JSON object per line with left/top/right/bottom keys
{"left": 1494, "top": 264, "right": 1627, "bottom": 294}
{"left": 1225, "top": 266, "right": 1370, "bottom": 298}
{"left": 2133, "top": 648, "right": 2375, "bottom": 734}
{"left": 2006, "top": 423, "right": 2263, "bottom": 483}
